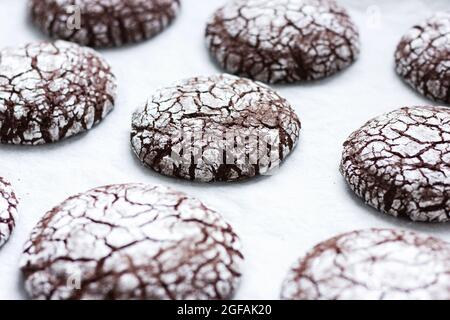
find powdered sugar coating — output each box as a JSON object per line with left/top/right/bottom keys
{"left": 0, "top": 177, "right": 18, "bottom": 248}
{"left": 206, "top": 0, "right": 360, "bottom": 83}
{"left": 0, "top": 40, "right": 116, "bottom": 145}
{"left": 341, "top": 106, "right": 450, "bottom": 222}
{"left": 396, "top": 12, "right": 450, "bottom": 103}
{"left": 131, "top": 74, "right": 301, "bottom": 182}
{"left": 20, "top": 183, "right": 243, "bottom": 300}
{"left": 281, "top": 229, "right": 450, "bottom": 300}
{"left": 29, "top": 0, "right": 180, "bottom": 48}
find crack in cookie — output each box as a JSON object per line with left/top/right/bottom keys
{"left": 281, "top": 229, "right": 450, "bottom": 300}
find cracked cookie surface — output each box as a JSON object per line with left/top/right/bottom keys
{"left": 341, "top": 106, "right": 450, "bottom": 222}
{"left": 20, "top": 183, "right": 243, "bottom": 300}
{"left": 206, "top": 0, "right": 360, "bottom": 83}
{"left": 0, "top": 177, "right": 18, "bottom": 249}
{"left": 29, "top": 0, "right": 180, "bottom": 48}
{"left": 281, "top": 229, "right": 450, "bottom": 300}
{"left": 0, "top": 40, "right": 116, "bottom": 145}
{"left": 396, "top": 12, "right": 450, "bottom": 104}
{"left": 131, "top": 74, "right": 301, "bottom": 182}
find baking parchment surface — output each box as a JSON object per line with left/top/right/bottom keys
{"left": 0, "top": 0, "right": 449, "bottom": 300}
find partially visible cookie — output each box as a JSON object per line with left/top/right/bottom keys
{"left": 131, "top": 74, "right": 301, "bottom": 182}
{"left": 341, "top": 106, "right": 450, "bottom": 222}
{"left": 29, "top": 0, "right": 181, "bottom": 48}
{"left": 0, "top": 177, "right": 18, "bottom": 248}
{"left": 0, "top": 40, "right": 116, "bottom": 145}
{"left": 206, "top": 0, "right": 360, "bottom": 83}
{"left": 20, "top": 183, "right": 243, "bottom": 300}
{"left": 281, "top": 229, "right": 450, "bottom": 300}
{"left": 396, "top": 12, "right": 450, "bottom": 103}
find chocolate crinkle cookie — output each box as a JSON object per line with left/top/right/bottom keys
{"left": 206, "top": 0, "right": 360, "bottom": 83}
{"left": 29, "top": 0, "right": 180, "bottom": 48}
{"left": 396, "top": 12, "right": 450, "bottom": 104}
{"left": 0, "top": 177, "right": 18, "bottom": 249}
{"left": 20, "top": 183, "right": 243, "bottom": 300}
{"left": 131, "top": 74, "right": 301, "bottom": 182}
{"left": 341, "top": 106, "right": 450, "bottom": 222}
{"left": 281, "top": 229, "right": 450, "bottom": 300}
{"left": 0, "top": 40, "right": 116, "bottom": 145}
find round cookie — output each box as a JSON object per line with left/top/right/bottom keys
{"left": 205, "top": 0, "right": 360, "bottom": 84}
{"left": 20, "top": 183, "right": 243, "bottom": 300}
{"left": 341, "top": 106, "right": 450, "bottom": 222}
{"left": 396, "top": 12, "right": 450, "bottom": 104}
{"left": 0, "top": 177, "right": 18, "bottom": 248}
{"left": 131, "top": 74, "right": 301, "bottom": 182}
{"left": 281, "top": 229, "right": 450, "bottom": 300}
{"left": 0, "top": 40, "right": 116, "bottom": 145}
{"left": 29, "top": 0, "right": 181, "bottom": 48}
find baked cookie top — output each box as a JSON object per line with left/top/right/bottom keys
{"left": 206, "top": 0, "right": 360, "bottom": 83}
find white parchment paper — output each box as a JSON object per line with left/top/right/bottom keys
{"left": 0, "top": 0, "right": 449, "bottom": 300}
